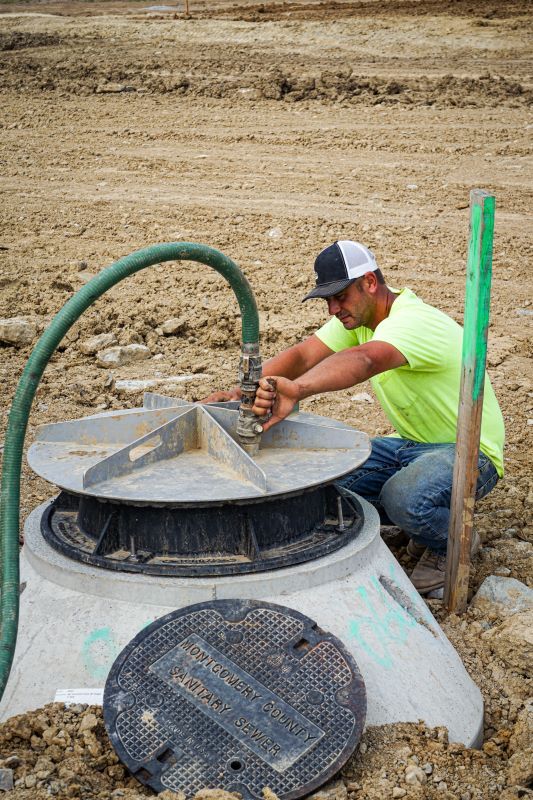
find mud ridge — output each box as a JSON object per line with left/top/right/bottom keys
{"left": 1, "top": 55, "right": 530, "bottom": 107}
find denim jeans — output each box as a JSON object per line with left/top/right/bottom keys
{"left": 335, "top": 437, "right": 499, "bottom": 555}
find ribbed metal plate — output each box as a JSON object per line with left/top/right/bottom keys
{"left": 103, "top": 600, "right": 366, "bottom": 799}
{"left": 27, "top": 395, "right": 370, "bottom": 505}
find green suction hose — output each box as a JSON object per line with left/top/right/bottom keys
{"left": 0, "top": 242, "right": 260, "bottom": 702}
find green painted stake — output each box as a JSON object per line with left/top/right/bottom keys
{"left": 444, "top": 189, "right": 495, "bottom": 614}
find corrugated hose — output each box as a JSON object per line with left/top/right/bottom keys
{"left": 0, "top": 242, "right": 259, "bottom": 701}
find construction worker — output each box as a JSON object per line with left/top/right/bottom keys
{"left": 204, "top": 241, "right": 504, "bottom": 595}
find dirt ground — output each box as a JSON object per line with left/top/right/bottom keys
{"left": 0, "top": 0, "right": 532, "bottom": 798}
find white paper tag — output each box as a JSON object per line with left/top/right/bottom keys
{"left": 54, "top": 688, "right": 104, "bottom": 705}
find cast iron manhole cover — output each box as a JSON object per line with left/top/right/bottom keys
{"left": 103, "top": 600, "right": 366, "bottom": 799}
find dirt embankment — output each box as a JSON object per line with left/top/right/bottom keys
{"left": 0, "top": 6, "right": 532, "bottom": 106}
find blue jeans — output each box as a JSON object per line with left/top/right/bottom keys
{"left": 336, "top": 437, "right": 499, "bottom": 555}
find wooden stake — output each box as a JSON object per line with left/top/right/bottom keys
{"left": 444, "top": 189, "right": 495, "bottom": 614}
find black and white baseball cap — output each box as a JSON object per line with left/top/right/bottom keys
{"left": 302, "top": 240, "right": 378, "bottom": 301}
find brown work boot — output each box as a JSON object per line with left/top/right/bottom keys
{"left": 406, "top": 538, "right": 426, "bottom": 559}
{"left": 410, "top": 549, "right": 447, "bottom": 595}
{"left": 380, "top": 526, "right": 409, "bottom": 549}
{"left": 408, "top": 530, "right": 481, "bottom": 561}
{"left": 411, "top": 531, "right": 482, "bottom": 596}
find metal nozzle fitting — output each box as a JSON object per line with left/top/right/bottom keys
{"left": 237, "top": 343, "right": 263, "bottom": 456}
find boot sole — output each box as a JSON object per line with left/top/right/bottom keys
{"left": 411, "top": 577, "right": 445, "bottom": 595}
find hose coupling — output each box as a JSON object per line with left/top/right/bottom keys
{"left": 237, "top": 343, "right": 263, "bottom": 456}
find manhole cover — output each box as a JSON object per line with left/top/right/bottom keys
{"left": 103, "top": 600, "right": 366, "bottom": 799}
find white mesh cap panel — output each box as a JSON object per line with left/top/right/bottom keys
{"left": 337, "top": 241, "right": 378, "bottom": 279}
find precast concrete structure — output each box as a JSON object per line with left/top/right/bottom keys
{"left": 1, "top": 496, "right": 483, "bottom": 748}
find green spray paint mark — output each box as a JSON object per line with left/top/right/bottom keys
{"left": 82, "top": 627, "right": 119, "bottom": 682}
{"left": 347, "top": 576, "right": 417, "bottom": 669}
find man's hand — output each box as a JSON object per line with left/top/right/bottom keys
{"left": 252, "top": 376, "right": 300, "bottom": 432}
{"left": 200, "top": 387, "right": 242, "bottom": 403}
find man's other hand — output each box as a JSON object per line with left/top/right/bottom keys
{"left": 200, "top": 388, "right": 242, "bottom": 403}
{"left": 252, "top": 376, "right": 300, "bottom": 432}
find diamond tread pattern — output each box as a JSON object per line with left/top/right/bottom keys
{"left": 104, "top": 601, "right": 366, "bottom": 800}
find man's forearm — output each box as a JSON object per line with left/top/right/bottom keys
{"left": 253, "top": 341, "right": 405, "bottom": 430}
{"left": 261, "top": 336, "right": 333, "bottom": 381}
{"left": 294, "top": 348, "right": 375, "bottom": 399}
{"left": 261, "top": 346, "right": 308, "bottom": 380}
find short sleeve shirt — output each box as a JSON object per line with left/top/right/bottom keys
{"left": 315, "top": 288, "right": 505, "bottom": 476}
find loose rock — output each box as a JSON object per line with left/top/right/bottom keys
{"left": 509, "top": 699, "right": 533, "bottom": 754}
{"left": 193, "top": 792, "right": 241, "bottom": 800}
{"left": 79, "top": 333, "right": 118, "bottom": 355}
{"left": 96, "top": 82, "right": 130, "bottom": 93}
{"left": 306, "top": 779, "right": 347, "bottom": 800}
{"left": 0, "top": 317, "right": 37, "bottom": 346}
{"left": 507, "top": 747, "right": 533, "bottom": 786}
{"left": 0, "top": 768, "right": 14, "bottom": 791}
{"left": 471, "top": 576, "right": 533, "bottom": 618}
{"left": 482, "top": 609, "right": 533, "bottom": 671}
{"left": 161, "top": 317, "right": 188, "bottom": 335}
{"left": 114, "top": 374, "right": 208, "bottom": 393}
{"left": 404, "top": 765, "right": 427, "bottom": 785}
{"left": 78, "top": 712, "right": 98, "bottom": 733}
{"left": 350, "top": 392, "right": 374, "bottom": 403}
{"left": 96, "top": 344, "right": 151, "bottom": 368}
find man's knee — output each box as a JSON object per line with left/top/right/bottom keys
{"left": 378, "top": 451, "right": 454, "bottom": 530}
{"left": 379, "top": 477, "right": 426, "bottom": 530}
{"left": 336, "top": 467, "right": 385, "bottom": 505}
{"left": 335, "top": 436, "right": 406, "bottom": 504}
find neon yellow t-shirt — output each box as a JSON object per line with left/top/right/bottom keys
{"left": 315, "top": 288, "right": 505, "bottom": 476}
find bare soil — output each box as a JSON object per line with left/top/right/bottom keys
{"left": 0, "top": 0, "right": 531, "bottom": 798}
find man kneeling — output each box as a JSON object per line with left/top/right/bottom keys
{"left": 205, "top": 240, "right": 504, "bottom": 595}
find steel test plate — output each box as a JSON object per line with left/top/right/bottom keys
{"left": 27, "top": 394, "right": 370, "bottom": 505}
{"left": 103, "top": 600, "right": 366, "bottom": 799}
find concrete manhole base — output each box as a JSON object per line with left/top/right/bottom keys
{"left": 1, "top": 496, "right": 483, "bottom": 748}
